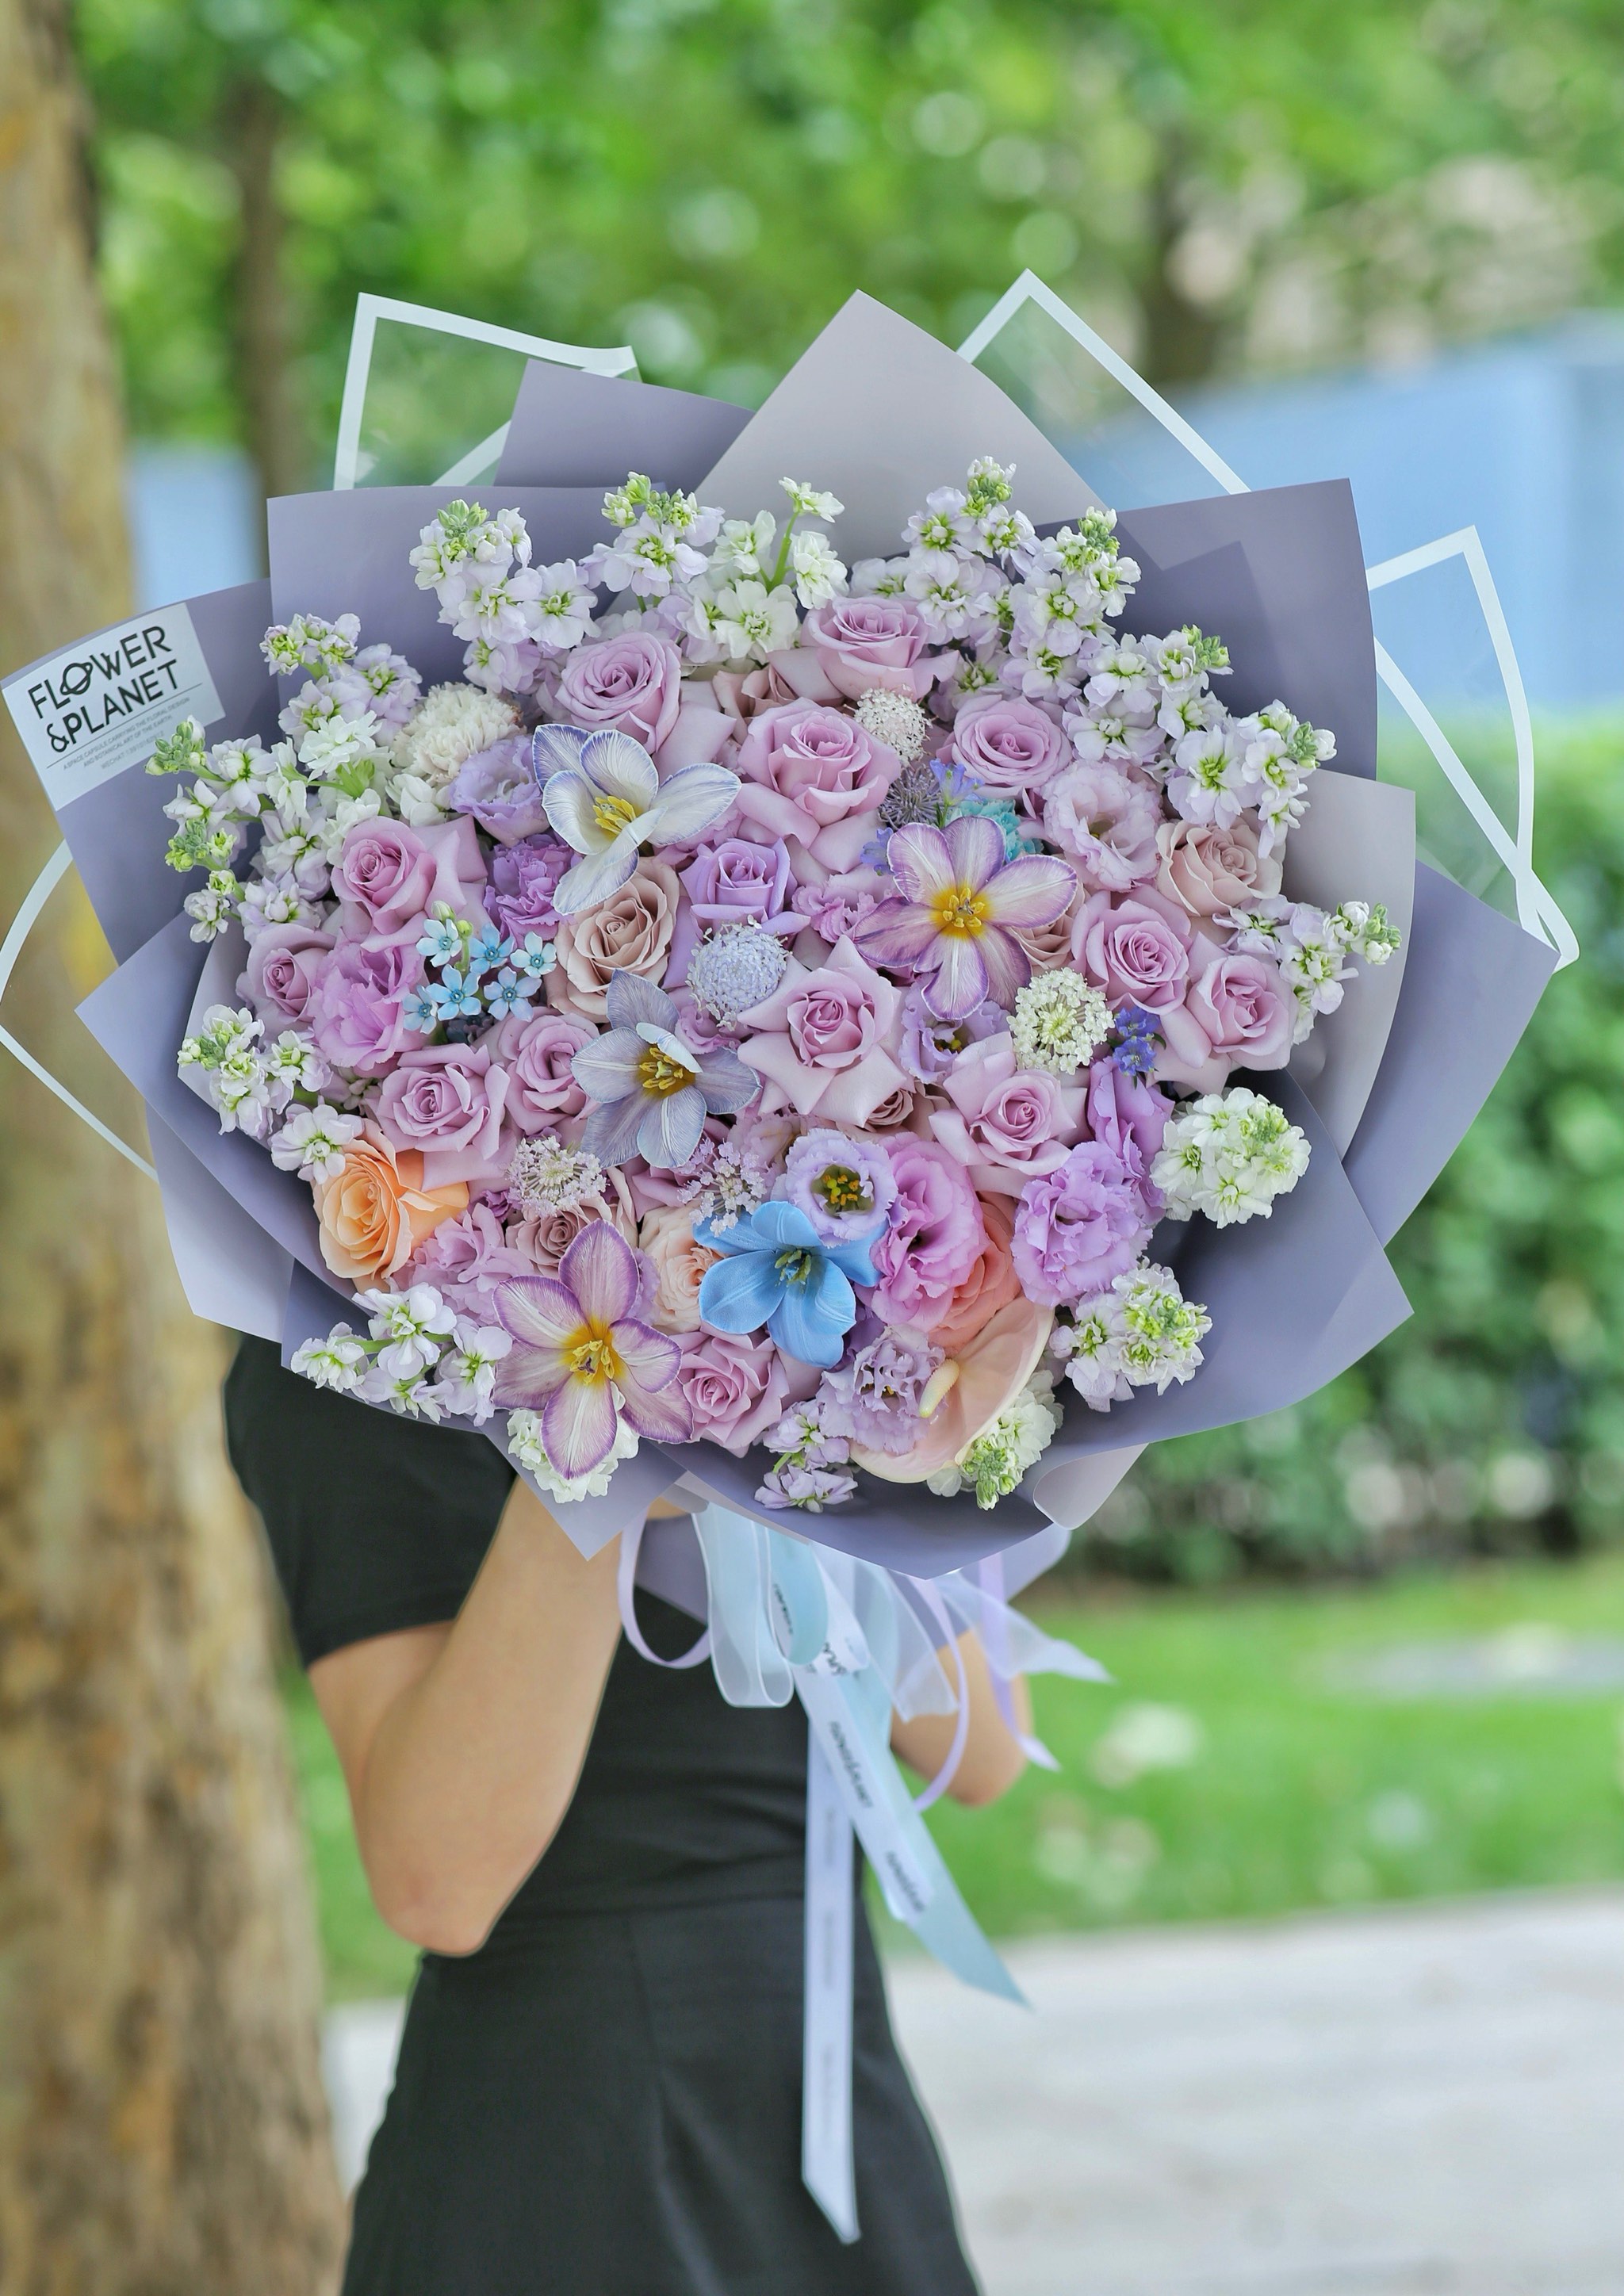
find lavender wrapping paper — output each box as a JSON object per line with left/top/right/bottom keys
{"left": 496, "top": 363, "right": 749, "bottom": 490}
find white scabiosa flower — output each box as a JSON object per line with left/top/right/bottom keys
{"left": 1152, "top": 1086, "right": 1310, "bottom": 1226}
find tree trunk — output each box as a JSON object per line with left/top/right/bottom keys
{"left": 225, "top": 72, "right": 308, "bottom": 508}
{"left": 0, "top": 5, "right": 346, "bottom": 2290}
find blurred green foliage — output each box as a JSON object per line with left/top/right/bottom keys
{"left": 81, "top": 0, "right": 1624, "bottom": 479}
{"left": 1086, "top": 721, "right": 1624, "bottom": 1582}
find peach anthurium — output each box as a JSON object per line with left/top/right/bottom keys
{"left": 849, "top": 1297, "right": 1055, "bottom": 1483}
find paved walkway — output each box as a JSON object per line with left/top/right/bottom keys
{"left": 325, "top": 1887, "right": 1624, "bottom": 2294}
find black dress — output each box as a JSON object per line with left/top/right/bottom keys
{"left": 225, "top": 1339, "right": 979, "bottom": 2296}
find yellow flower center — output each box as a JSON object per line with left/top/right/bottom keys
{"left": 565, "top": 1323, "right": 623, "bottom": 1383}
{"left": 814, "top": 1165, "right": 871, "bottom": 1215}
{"left": 931, "top": 882, "right": 990, "bottom": 937}
{"left": 638, "top": 1043, "right": 693, "bottom": 1098}
{"left": 592, "top": 794, "right": 641, "bottom": 838}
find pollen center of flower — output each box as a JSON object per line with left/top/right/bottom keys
{"left": 565, "top": 1325, "right": 623, "bottom": 1383}
{"left": 932, "top": 882, "right": 990, "bottom": 937}
{"left": 813, "top": 1165, "right": 871, "bottom": 1215}
{"left": 638, "top": 1044, "right": 693, "bottom": 1098}
{"left": 592, "top": 794, "right": 640, "bottom": 837}
{"left": 774, "top": 1246, "right": 818, "bottom": 1288}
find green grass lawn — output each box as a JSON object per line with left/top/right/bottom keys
{"left": 287, "top": 1554, "right": 1624, "bottom": 1999}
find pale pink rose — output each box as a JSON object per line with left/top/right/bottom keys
{"left": 373, "top": 1042, "right": 512, "bottom": 1188}
{"left": 926, "top": 1034, "right": 1087, "bottom": 1196}
{"left": 731, "top": 701, "right": 899, "bottom": 873}
{"left": 944, "top": 691, "right": 1071, "bottom": 795}
{"left": 737, "top": 936, "right": 907, "bottom": 1127}
{"left": 930, "top": 1193, "right": 1022, "bottom": 1353}
{"left": 869, "top": 1135, "right": 987, "bottom": 1332}
{"left": 238, "top": 921, "right": 334, "bottom": 1027}
{"left": 1044, "top": 761, "right": 1162, "bottom": 891}
{"left": 489, "top": 1007, "right": 596, "bottom": 1135}
{"left": 673, "top": 1327, "right": 822, "bottom": 1456}
{"left": 1009, "top": 883, "right": 1082, "bottom": 975}
{"left": 638, "top": 1205, "right": 719, "bottom": 1334}
{"left": 546, "top": 858, "right": 682, "bottom": 1022}
{"left": 781, "top": 595, "right": 936, "bottom": 704}
{"left": 1164, "top": 949, "right": 1294, "bottom": 1091}
{"left": 1155, "top": 817, "right": 1281, "bottom": 931}
{"left": 1072, "top": 886, "right": 1194, "bottom": 1010}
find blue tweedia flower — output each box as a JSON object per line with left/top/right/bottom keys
{"left": 1112, "top": 1001, "right": 1163, "bottom": 1080}
{"left": 417, "top": 915, "right": 464, "bottom": 966}
{"left": 695, "top": 1200, "right": 878, "bottom": 1371}
{"left": 484, "top": 966, "right": 540, "bottom": 1019}
{"left": 511, "top": 932, "right": 556, "bottom": 982}
{"left": 402, "top": 986, "right": 442, "bottom": 1035}
{"left": 429, "top": 966, "right": 484, "bottom": 1021}
{"left": 467, "top": 924, "right": 513, "bottom": 979}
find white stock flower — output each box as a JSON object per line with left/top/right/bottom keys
{"left": 358, "top": 1284, "right": 458, "bottom": 1379}
{"left": 788, "top": 530, "right": 848, "bottom": 608}
{"left": 706, "top": 576, "right": 801, "bottom": 663}
{"left": 782, "top": 476, "right": 843, "bottom": 522}
{"left": 270, "top": 1101, "right": 363, "bottom": 1181}
{"left": 290, "top": 1326, "right": 369, "bottom": 1393}
{"left": 431, "top": 1326, "right": 513, "bottom": 1423}
{"left": 1152, "top": 1087, "right": 1311, "bottom": 1227}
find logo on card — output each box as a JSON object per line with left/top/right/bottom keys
{"left": 3, "top": 606, "right": 224, "bottom": 810}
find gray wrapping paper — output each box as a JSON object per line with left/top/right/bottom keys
{"left": 496, "top": 363, "right": 749, "bottom": 490}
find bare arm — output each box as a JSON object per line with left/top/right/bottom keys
{"left": 891, "top": 1632, "right": 1031, "bottom": 1808}
{"left": 309, "top": 1479, "right": 649, "bottom": 1956}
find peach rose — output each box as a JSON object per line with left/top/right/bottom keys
{"left": 546, "top": 857, "right": 682, "bottom": 1022}
{"left": 1155, "top": 817, "right": 1281, "bottom": 932}
{"left": 638, "top": 1204, "right": 721, "bottom": 1334}
{"left": 313, "top": 1123, "right": 468, "bottom": 1284}
{"left": 929, "top": 1193, "right": 1023, "bottom": 1353}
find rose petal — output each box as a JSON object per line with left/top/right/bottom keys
{"left": 558, "top": 1220, "right": 640, "bottom": 1324}
{"left": 541, "top": 1372, "right": 619, "bottom": 1479}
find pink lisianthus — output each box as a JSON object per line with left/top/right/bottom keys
{"left": 737, "top": 936, "right": 909, "bottom": 1127}
{"left": 238, "top": 920, "right": 334, "bottom": 1028}
{"left": 731, "top": 701, "right": 900, "bottom": 874}
{"left": 856, "top": 814, "right": 1074, "bottom": 1021}
{"left": 373, "top": 1041, "right": 512, "bottom": 1188}
{"left": 493, "top": 1223, "right": 691, "bottom": 1478}
{"left": 402, "top": 1200, "right": 534, "bottom": 1320}
{"left": 927, "top": 1032, "right": 1088, "bottom": 1196}
{"left": 1044, "top": 761, "right": 1162, "bottom": 892}
{"left": 868, "top": 1135, "right": 987, "bottom": 1332}
{"left": 673, "top": 1326, "right": 821, "bottom": 1455}
{"left": 1071, "top": 886, "right": 1194, "bottom": 1011}
{"left": 1084, "top": 1060, "right": 1172, "bottom": 1216}
{"left": 307, "top": 928, "right": 425, "bottom": 1078}
{"left": 488, "top": 1007, "right": 597, "bottom": 1135}
{"left": 941, "top": 691, "right": 1071, "bottom": 796}
{"left": 1011, "top": 1141, "right": 1154, "bottom": 1307}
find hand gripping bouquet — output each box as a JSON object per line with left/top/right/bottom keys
{"left": 4, "top": 286, "right": 1572, "bottom": 2241}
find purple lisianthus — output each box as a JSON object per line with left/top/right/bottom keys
{"left": 897, "top": 984, "right": 1005, "bottom": 1085}
{"left": 1085, "top": 1059, "right": 1172, "bottom": 1216}
{"left": 789, "top": 873, "right": 887, "bottom": 945}
{"left": 783, "top": 1127, "right": 897, "bottom": 1245}
{"left": 816, "top": 1330, "right": 944, "bottom": 1456}
{"left": 488, "top": 832, "right": 572, "bottom": 943}
{"left": 1011, "top": 1141, "right": 1154, "bottom": 1307}
{"left": 448, "top": 733, "right": 552, "bottom": 845}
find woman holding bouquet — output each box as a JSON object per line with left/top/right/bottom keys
{"left": 227, "top": 1336, "right": 1028, "bottom": 2295}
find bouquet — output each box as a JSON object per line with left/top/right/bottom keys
{"left": 155, "top": 456, "right": 1400, "bottom": 1522}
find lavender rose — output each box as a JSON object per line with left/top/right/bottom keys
{"left": 307, "top": 931, "right": 424, "bottom": 1078}
{"left": 733, "top": 702, "right": 900, "bottom": 870}
{"left": 238, "top": 920, "right": 334, "bottom": 1027}
{"left": 1072, "top": 887, "right": 1194, "bottom": 1011}
{"left": 799, "top": 595, "right": 934, "bottom": 702}
{"left": 673, "top": 1327, "right": 820, "bottom": 1456}
{"left": 927, "top": 1034, "right": 1087, "bottom": 1195}
{"left": 737, "top": 938, "right": 907, "bottom": 1127}
{"left": 1184, "top": 950, "right": 1295, "bottom": 1075}
{"left": 330, "top": 819, "right": 436, "bottom": 933}
{"left": 553, "top": 633, "right": 682, "bottom": 753}
{"left": 678, "top": 837, "right": 796, "bottom": 936}
{"left": 447, "top": 733, "right": 551, "bottom": 846}
{"left": 943, "top": 691, "right": 1071, "bottom": 796}
{"left": 373, "top": 1042, "right": 511, "bottom": 1188}
{"left": 488, "top": 1006, "right": 597, "bottom": 1135}
{"left": 1011, "top": 1141, "right": 1153, "bottom": 1307}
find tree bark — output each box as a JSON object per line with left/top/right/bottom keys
{"left": 225, "top": 72, "right": 308, "bottom": 507}
{"left": 0, "top": 4, "right": 345, "bottom": 2290}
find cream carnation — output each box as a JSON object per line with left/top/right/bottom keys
{"left": 390, "top": 683, "right": 519, "bottom": 790}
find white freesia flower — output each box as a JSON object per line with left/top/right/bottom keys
{"left": 536, "top": 726, "right": 738, "bottom": 915}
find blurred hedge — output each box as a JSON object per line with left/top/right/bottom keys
{"left": 1078, "top": 725, "right": 1624, "bottom": 1582}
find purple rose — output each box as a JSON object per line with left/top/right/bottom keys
{"left": 1085, "top": 1062, "right": 1171, "bottom": 1215}
{"left": 798, "top": 595, "right": 935, "bottom": 702}
{"left": 238, "top": 920, "right": 334, "bottom": 1027}
{"left": 488, "top": 833, "right": 572, "bottom": 943}
{"left": 927, "top": 1033, "right": 1087, "bottom": 1196}
{"left": 1044, "top": 761, "right": 1163, "bottom": 890}
{"left": 869, "top": 1136, "right": 987, "bottom": 1333}
{"left": 448, "top": 734, "right": 550, "bottom": 846}
{"left": 673, "top": 1327, "right": 821, "bottom": 1456}
{"left": 732, "top": 702, "right": 899, "bottom": 868}
{"left": 373, "top": 1042, "right": 511, "bottom": 1188}
{"left": 308, "top": 931, "right": 424, "bottom": 1078}
{"left": 331, "top": 819, "right": 437, "bottom": 934}
{"left": 553, "top": 633, "right": 681, "bottom": 753}
{"left": 679, "top": 837, "right": 795, "bottom": 936}
{"left": 1011, "top": 1141, "right": 1153, "bottom": 1307}
{"left": 1073, "top": 887, "right": 1194, "bottom": 1011}
{"left": 488, "top": 1007, "right": 597, "bottom": 1135}
{"left": 944, "top": 692, "right": 1071, "bottom": 796}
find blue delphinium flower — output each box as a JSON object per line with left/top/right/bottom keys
{"left": 695, "top": 1200, "right": 878, "bottom": 1370}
